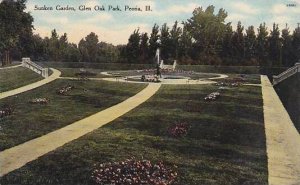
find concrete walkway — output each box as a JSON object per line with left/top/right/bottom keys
{"left": 0, "top": 83, "right": 161, "bottom": 176}
{"left": 0, "top": 64, "right": 22, "bottom": 70}
{"left": 0, "top": 68, "right": 61, "bottom": 100}
{"left": 261, "top": 75, "right": 300, "bottom": 185}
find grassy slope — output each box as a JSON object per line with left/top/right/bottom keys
{"left": 0, "top": 67, "right": 43, "bottom": 92}
{"left": 1, "top": 82, "right": 267, "bottom": 185}
{"left": 275, "top": 73, "right": 300, "bottom": 132}
{"left": 0, "top": 79, "right": 146, "bottom": 150}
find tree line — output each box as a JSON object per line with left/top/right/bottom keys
{"left": 124, "top": 6, "right": 300, "bottom": 67}
{"left": 1, "top": 1, "right": 299, "bottom": 67}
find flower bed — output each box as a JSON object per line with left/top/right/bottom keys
{"left": 91, "top": 158, "right": 177, "bottom": 185}
{"left": 29, "top": 98, "right": 49, "bottom": 104}
{"left": 57, "top": 85, "right": 74, "bottom": 95}
{"left": 0, "top": 105, "right": 13, "bottom": 118}
{"left": 168, "top": 123, "right": 190, "bottom": 138}
{"left": 204, "top": 92, "right": 220, "bottom": 101}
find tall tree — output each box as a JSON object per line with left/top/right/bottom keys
{"left": 220, "top": 23, "right": 233, "bottom": 64}
{"left": 148, "top": 24, "right": 160, "bottom": 60}
{"left": 281, "top": 26, "right": 294, "bottom": 67}
{"left": 126, "top": 29, "right": 140, "bottom": 62}
{"left": 256, "top": 23, "right": 269, "bottom": 66}
{"left": 292, "top": 26, "right": 300, "bottom": 65}
{"left": 139, "top": 33, "right": 149, "bottom": 62}
{"left": 78, "top": 32, "right": 100, "bottom": 63}
{"left": 178, "top": 24, "right": 192, "bottom": 59}
{"left": 231, "top": 21, "right": 245, "bottom": 63}
{"left": 0, "top": 0, "right": 33, "bottom": 66}
{"left": 269, "top": 23, "right": 281, "bottom": 66}
{"left": 169, "top": 21, "right": 182, "bottom": 59}
{"left": 160, "top": 23, "right": 171, "bottom": 60}
{"left": 185, "top": 5, "right": 228, "bottom": 58}
{"left": 244, "top": 25, "right": 256, "bottom": 60}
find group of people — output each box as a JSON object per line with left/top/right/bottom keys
{"left": 91, "top": 158, "right": 177, "bottom": 185}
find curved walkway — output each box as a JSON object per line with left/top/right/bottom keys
{"left": 0, "top": 68, "right": 61, "bottom": 100}
{"left": 0, "top": 83, "right": 161, "bottom": 176}
{"left": 0, "top": 64, "right": 22, "bottom": 70}
{"left": 261, "top": 75, "right": 300, "bottom": 185}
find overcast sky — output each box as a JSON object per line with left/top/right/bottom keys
{"left": 25, "top": 0, "right": 300, "bottom": 45}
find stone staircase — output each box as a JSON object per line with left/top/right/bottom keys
{"left": 273, "top": 63, "right": 300, "bottom": 85}
{"left": 22, "top": 58, "right": 49, "bottom": 78}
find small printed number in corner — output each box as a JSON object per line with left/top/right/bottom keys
{"left": 286, "top": 3, "right": 297, "bottom": 7}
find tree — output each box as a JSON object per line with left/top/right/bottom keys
{"left": 148, "top": 24, "right": 160, "bottom": 59}
{"left": 169, "top": 21, "right": 182, "bottom": 59}
{"left": 48, "top": 29, "right": 60, "bottom": 61}
{"left": 231, "top": 21, "right": 245, "bottom": 63}
{"left": 78, "top": 32, "right": 99, "bottom": 62}
{"left": 139, "top": 33, "right": 149, "bottom": 62}
{"left": 0, "top": 0, "right": 33, "bottom": 66}
{"left": 269, "top": 23, "right": 281, "bottom": 66}
{"left": 126, "top": 29, "right": 140, "bottom": 62}
{"left": 220, "top": 23, "right": 233, "bottom": 64}
{"left": 185, "top": 5, "right": 228, "bottom": 59}
{"left": 244, "top": 26, "right": 256, "bottom": 60}
{"left": 256, "top": 23, "right": 269, "bottom": 66}
{"left": 178, "top": 24, "right": 192, "bottom": 60}
{"left": 292, "top": 26, "right": 300, "bottom": 65}
{"left": 160, "top": 23, "right": 171, "bottom": 60}
{"left": 281, "top": 26, "right": 294, "bottom": 67}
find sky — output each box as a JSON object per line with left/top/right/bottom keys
{"left": 24, "top": 0, "right": 300, "bottom": 45}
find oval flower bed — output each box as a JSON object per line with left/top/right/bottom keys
{"left": 0, "top": 105, "right": 13, "bottom": 118}
{"left": 91, "top": 158, "right": 178, "bottom": 185}
{"left": 57, "top": 85, "right": 74, "bottom": 95}
{"left": 29, "top": 98, "right": 49, "bottom": 104}
{"left": 168, "top": 123, "right": 191, "bottom": 138}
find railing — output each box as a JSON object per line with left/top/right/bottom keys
{"left": 22, "top": 58, "right": 49, "bottom": 78}
{"left": 273, "top": 63, "right": 300, "bottom": 85}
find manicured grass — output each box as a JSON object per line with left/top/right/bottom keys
{"left": 1, "top": 81, "right": 267, "bottom": 184}
{"left": 0, "top": 79, "right": 146, "bottom": 150}
{"left": 0, "top": 67, "right": 43, "bottom": 92}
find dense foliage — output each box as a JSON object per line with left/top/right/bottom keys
{"left": 1, "top": 2, "right": 299, "bottom": 67}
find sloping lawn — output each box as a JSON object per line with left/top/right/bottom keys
{"left": 0, "top": 79, "right": 146, "bottom": 150}
{"left": 0, "top": 67, "right": 43, "bottom": 92}
{"left": 1, "top": 82, "right": 267, "bottom": 185}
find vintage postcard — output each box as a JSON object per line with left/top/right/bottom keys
{"left": 0, "top": 0, "right": 299, "bottom": 184}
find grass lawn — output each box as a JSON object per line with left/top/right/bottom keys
{"left": 0, "top": 67, "right": 43, "bottom": 92}
{"left": 0, "top": 79, "right": 146, "bottom": 150}
{"left": 0, "top": 81, "right": 267, "bottom": 184}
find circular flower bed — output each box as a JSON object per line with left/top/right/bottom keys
{"left": 91, "top": 158, "right": 177, "bottom": 185}
{"left": 0, "top": 105, "right": 13, "bottom": 118}
{"left": 29, "top": 98, "right": 49, "bottom": 104}
{"left": 168, "top": 123, "right": 190, "bottom": 138}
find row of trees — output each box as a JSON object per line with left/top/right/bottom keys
{"left": 1, "top": 1, "right": 299, "bottom": 67}
{"left": 124, "top": 6, "right": 300, "bottom": 67}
